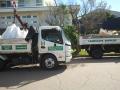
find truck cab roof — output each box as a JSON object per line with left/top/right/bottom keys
{"left": 39, "top": 26, "right": 61, "bottom": 31}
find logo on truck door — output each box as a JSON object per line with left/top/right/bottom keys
{"left": 16, "top": 45, "right": 27, "bottom": 50}
{"left": 48, "top": 46, "right": 63, "bottom": 51}
{"left": 1, "top": 45, "right": 12, "bottom": 50}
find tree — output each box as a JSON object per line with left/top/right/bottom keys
{"left": 79, "top": 0, "right": 111, "bottom": 34}
{"left": 45, "top": 4, "right": 70, "bottom": 26}
{"left": 66, "top": 5, "right": 81, "bottom": 56}
{"left": 64, "top": 25, "right": 77, "bottom": 48}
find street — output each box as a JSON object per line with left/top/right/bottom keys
{"left": 0, "top": 56, "right": 120, "bottom": 90}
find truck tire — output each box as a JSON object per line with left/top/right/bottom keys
{"left": 41, "top": 55, "right": 58, "bottom": 70}
{"left": 90, "top": 47, "right": 103, "bottom": 59}
{"left": 0, "top": 59, "right": 5, "bottom": 71}
{"left": 87, "top": 50, "right": 92, "bottom": 56}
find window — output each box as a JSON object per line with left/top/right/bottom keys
{"left": 1, "top": 16, "right": 5, "bottom": 19}
{"left": 22, "top": 16, "right": 26, "bottom": 18}
{"left": 33, "top": 16, "right": 37, "bottom": 18}
{"left": 42, "top": 29, "right": 63, "bottom": 44}
{"left": 0, "top": 1, "right": 6, "bottom": 7}
{"left": 33, "top": 21, "right": 37, "bottom": 23}
{"left": 36, "top": 0, "right": 42, "bottom": 3}
{"left": 27, "top": 15, "right": 31, "bottom": 18}
{"left": 1, "top": 22, "right": 5, "bottom": 24}
{"left": 18, "top": 0, "right": 24, "bottom": 3}
{"left": 18, "top": 0, "right": 24, "bottom": 6}
{"left": 6, "top": 1, "right": 11, "bottom": 7}
{"left": 36, "top": 0, "right": 42, "bottom": 6}
{"left": 0, "top": 0, "right": 12, "bottom": 7}
{"left": 7, "top": 16, "right": 11, "bottom": 19}
{"left": 11, "top": 16, "right": 14, "bottom": 18}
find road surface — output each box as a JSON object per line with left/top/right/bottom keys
{"left": 0, "top": 56, "right": 120, "bottom": 90}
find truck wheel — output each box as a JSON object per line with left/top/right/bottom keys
{"left": 0, "top": 60, "right": 5, "bottom": 71}
{"left": 41, "top": 55, "right": 58, "bottom": 69}
{"left": 90, "top": 48, "right": 103, "bottom": 59}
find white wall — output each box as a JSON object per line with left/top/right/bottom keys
{"left": 43, "top": 0, "right": 55, "bottom": 6}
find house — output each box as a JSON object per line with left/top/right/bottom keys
{"left": 0, "top": 0, "right": 80, "bottom": 34}
{"left": 0, "top": 0, "right": 56, "bottom": 30}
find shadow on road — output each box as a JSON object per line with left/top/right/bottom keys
{"left": 0, "top": 56, "right": 119, "bottom": 89}
{"left": 71, "top": 56, "right": 120, "bottom": 64}
{"left": 0, "top": 65, "right": 66, "bottom": 89}
{"left": 66, "top": 56, "right": 120, "bottom": 69}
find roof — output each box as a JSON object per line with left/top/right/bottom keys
{"left": 39, "top": 26, "right": 61, "bottom": 30}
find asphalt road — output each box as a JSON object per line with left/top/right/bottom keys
{"left": 0, "top": 56, "right": 120, "bottom": 90}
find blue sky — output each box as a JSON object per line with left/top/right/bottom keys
{"left": 59, "top": 0, "right": 120, "bottom": 12}
{"left": 105, "top": 0, "right": 120, "bottom": 11}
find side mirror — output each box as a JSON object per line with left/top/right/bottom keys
{"left": 56, "top": 39, "right": 63, "bottom": 44}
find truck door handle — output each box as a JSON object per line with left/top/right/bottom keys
{"left": 41, "top": 46, "right": 45, "bottom": 48}
{"left": 54, "top": 43, "right": 56, "bottom": 46}
{"left": 41, "top": 41, "right": 45, "bottom": 48}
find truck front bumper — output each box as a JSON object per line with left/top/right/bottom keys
{"left": 66, "top": 55, "right": 72, "bottom": 63}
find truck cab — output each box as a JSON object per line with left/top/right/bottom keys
{"left": 38, "top": 26, "right": 72, "bottom": 69}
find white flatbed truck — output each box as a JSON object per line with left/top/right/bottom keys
{"left": 0, "top": 26, "right": 72, "bottom": 70}
{"left": 79, "top": 34, "right": 120, "bottom": 58}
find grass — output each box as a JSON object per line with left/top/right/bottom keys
{"left": 79, "top": 49, "right": 89, "bottom": 56}
{"left": 79, "top": 49, "right": 120, "bottom": 57}
{"left": 72, "top": 49, "right": 89, "bottom": 57}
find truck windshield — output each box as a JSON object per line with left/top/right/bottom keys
{"left": 41, "top": 29, "right": 63, "bottom": 44}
